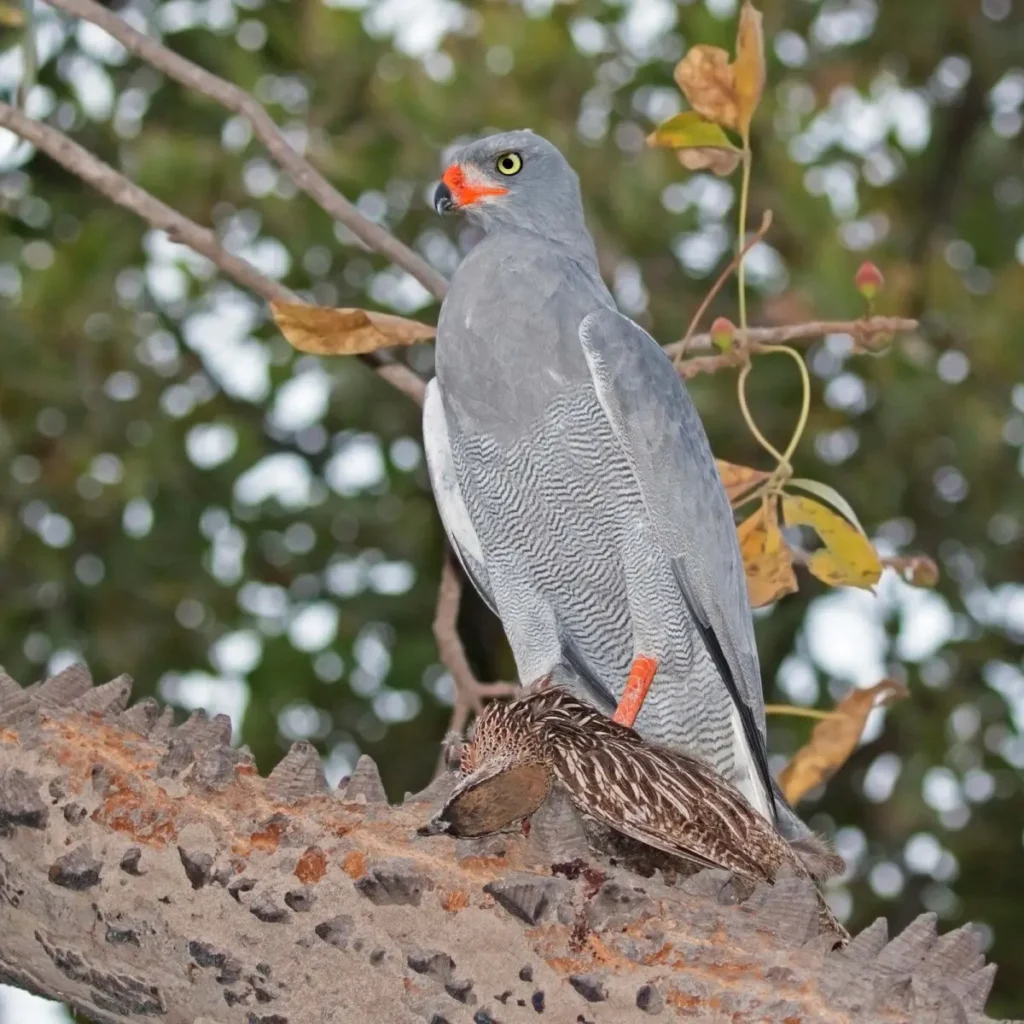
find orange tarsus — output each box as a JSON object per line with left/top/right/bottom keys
{"left": 612, "top": 655, "right": 658, "bottom": 728}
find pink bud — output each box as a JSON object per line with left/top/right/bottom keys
{"left": 855, "top": 261, "right": 884, "bottom": 301}
{"left": 710, "top": 316, "right": 736, "bottom": 352}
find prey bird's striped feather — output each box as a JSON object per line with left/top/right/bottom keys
{"left": 424, "top": 686, "right": 848, "bottom": 942}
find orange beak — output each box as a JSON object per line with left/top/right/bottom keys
{"left": 434, "top": 164, "right": 509, "bottom": 213}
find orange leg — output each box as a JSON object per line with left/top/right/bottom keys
{"left": 612, "top": 655, "right": 658, "bottom": 728}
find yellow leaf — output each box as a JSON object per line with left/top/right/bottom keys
{"left": 733, "top": 1, "right": 765, "bottom": 137}
{"left": 647, "top": 112, "right": 743, "bottom": 176}
{"left": 270, "top": 302, "right": 435, "bottom": 356}
{"left": 715, "top": 459, "right": 770, "bottom": 505}
{"left": 736, "top": 499, "right": 797, "bottom": 608}
{"left": 673, "top": 45, "right": 738, "bottom": 130}
{"left": 781, "top": 494, "right": 882, "bottom": 590}
{"left": 778, "top": 679, "right": 908, "bottom": 804}
{"left": 647, "top": 111, "right": 738, "bottom": 149}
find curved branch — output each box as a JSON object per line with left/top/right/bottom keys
{"left": 432, "top": 555, "right": 518, "bottom": 745}
{"left": 667, "top": 315, "right": 919, "bottom": 366}
{"left": 44, "top": 0, "right": 449, "bottom": 302}
{"left": 0, "top": 102, "right": 426, "bottom": 406}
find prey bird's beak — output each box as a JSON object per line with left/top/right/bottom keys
{"left": 434, "top": 181, "right": 455, "bottom": 215}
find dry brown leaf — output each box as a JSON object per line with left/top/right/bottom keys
{"left": 715, "top": 459, "right": 770, "bottom": 504}
{"left": 778, "top": 679, "right": 909, "bottom": 804}
{"left": 883, "top": 555, "right": 940, "bottom": 587}
{"left": 733, "top": 1, "right": 765, "bottom": 136}
{"left": 674, "top": 45, "right": 738, "bottom": 130}
{"left": 678, "top": 147, "right": 743, "bottom": 176}
{"left": 781, "top": 493, "right": 882, "bottom": 590}
{"left": 736, "top": 499, "right": 797, "bottom": 608}
{"left": 270, "top": 301, "right": 436, "bottom": 356}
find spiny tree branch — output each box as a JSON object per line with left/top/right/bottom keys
{"left": 44, "top": 0, "right": 449, "bottom": 302}
{"left": 0, "top": 664, "right": 1004, "bottom": 1023}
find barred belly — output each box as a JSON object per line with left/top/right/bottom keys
{"left": 451, "top": 385, "right": 740, "bottom": 784}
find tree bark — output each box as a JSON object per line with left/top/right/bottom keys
{"left": 0, "top": 665, "right": 1003, "bottom": 1024}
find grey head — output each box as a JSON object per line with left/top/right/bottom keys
{"left": 434, "top": 129, "right": 594, "bottom": 253}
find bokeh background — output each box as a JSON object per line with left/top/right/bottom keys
{"left": 1, "top": 0, "right": 1023, "bottom": 1018}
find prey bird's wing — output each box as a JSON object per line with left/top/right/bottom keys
{"left": 548, "top": 726, "right": 779, "bottom": 883}
{"left": 423, "top": 378, "right": 499, "bottom": 616}
{"left": 577, "top": 308, "right": 776, "bottom": 822}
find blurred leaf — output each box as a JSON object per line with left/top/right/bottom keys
{"left": 778, "top": 679, "right": 908, "bottom": 804}
{"left": 736, "top": 498, "right": 797, "bottom": 608}
{"left": 673, "top": 45, "right": 738, "bottom": 130}
{"left": 733, "top": 1, "right": 765, "bottom": 136}
{"left": 781, "top": 493, "right": 882, "bottom": 589}
{"left": 647, "top": 112, "right": 742, "bottom": 176}
{"left": 647, "top": 111, "right": 738, "bottom": 149}
{"left": 787, "top": 478, "right": 868, "bottom": 536}
{"left": 677, "top": 146, "right": 742, "bottom": 177}
{"left": 883, "top": 554, "right": 940, "bottom": 587}
{"left": 715, "top": 458, "right": 770, "bottom": 504}
{"left": 0, "top": 2, "right": 24, "bottom": 27}
{"left": 270, "top": 302, "right": 436, "bottom": 355}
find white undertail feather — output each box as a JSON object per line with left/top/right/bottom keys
{"left": 729, "top": 703, "right": 775, "bottom": 822}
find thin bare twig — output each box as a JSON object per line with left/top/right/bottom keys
{"left": 44, "top": 0, "right": 449, "bottom": 303}
{"left": 666, "top": 315, "right": 918, "bottom": 364}
{"left": 0, "top": 102, "right": 427, "bottom": 405}
{"left": 675, "top": 209, "right": 773, "bottom": 367}
{"left": 432, "top": 555, "right": 518, "bottom": 750}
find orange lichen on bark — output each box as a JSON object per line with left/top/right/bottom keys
{"left": 92, "top": 780, "right": 179, "bottom": 846}
{"left": 640, "top": 942, "right": 675, "bottom": 966}
{"left": 666, "top": 987, "right": 703, "bottom": 1010}
{"left": 455, "top": 853, "right": 509, "bottom": 876}
{"left": 341, "top": 849, "right": 367, "bottom": 878}
{"left": 440, "top": 889, "right": 470, "bottom": 912}
{"left": 250, "top": 817, "right": 288, "bottom": 852}
{"left": 295, "top": 845, "right": 328, "bottom": 883}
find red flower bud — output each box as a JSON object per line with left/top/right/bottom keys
{"left": 710, "top": 316, "right": 736, "bottom": 351}
{"left": 855, "top": 261, "right": 884, "bottom": 301}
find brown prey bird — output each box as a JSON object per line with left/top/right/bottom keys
{"left": 422, "top": 681, "right": 848, "bottom": 942}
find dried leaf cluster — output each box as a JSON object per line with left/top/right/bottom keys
{"left": 647, "top": 0, "right": 765, "bottom": 175}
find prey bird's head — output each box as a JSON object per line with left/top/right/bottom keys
{"left": 434, "top": 130, "right": 587, "bottom": 241}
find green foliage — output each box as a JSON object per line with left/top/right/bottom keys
{"left": 1, "top": 0, "right": 1023, "bottom": 1014}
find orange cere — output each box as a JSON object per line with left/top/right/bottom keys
{"left": 442, "top": 164, "right": 509, "bottom": 207}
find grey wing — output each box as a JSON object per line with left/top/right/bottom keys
{"left": 577, "top": 308, "right": 776, "bottom": 822}
{"left": 423, "top": 378, "right": 499, "bottom": 616}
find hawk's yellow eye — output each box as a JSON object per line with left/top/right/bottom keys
{"left": 496, "top": 152, "right": 523, "bottom": 176}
